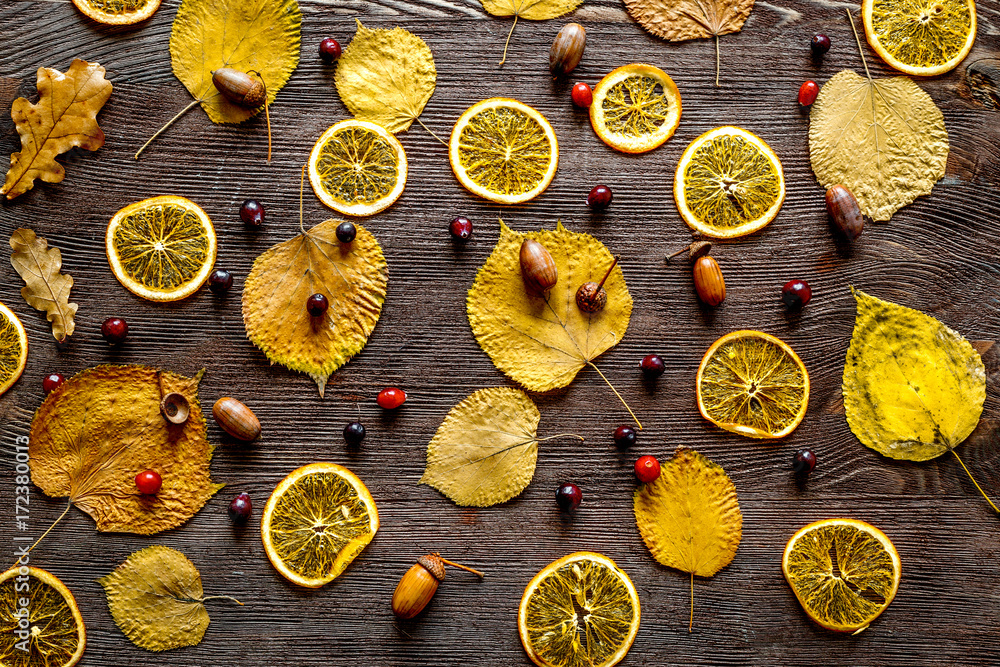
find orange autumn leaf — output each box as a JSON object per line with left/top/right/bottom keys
{"left": 3, "top": 59, "right": 112, "bottom": 200}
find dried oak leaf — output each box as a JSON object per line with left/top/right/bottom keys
{"left": 242, "top": 219, "right": 387, "bottom": 397}
{"left": 467, "top": 221, "right": 632, "bottom": 392}
{"left": 481, "top": 0, "right": 582, "bottom": 64}
{"left": 335, "top": 19, "right": 436, "bottom": 134}
{"left": 9, "top": 228, "right": 77, "bottom": 342}
{"left": 810, "top": 70, "right": 948, "bottom": 222}
{"left": 99, "top": 545, "right": 241, "bottom": 652}
{"left": 170, "top": 0, "right": 301, "bottom": 124}
{"left": 843, "top": 289, "right": 985, "bottom": 462}
{"left": 29, "top": 365, "right": 222, "bottom": 534}
{"left": 624, "top": 0, "right": 754, "bottom": 42}
{"left": 633, "top": 448, "right": 742, "bottom": 630}
{"left": 420, "top": 388, "right": 541, "bottom": 507}
{"left": 2, "top": 59, "right": 112, "bottom": 200}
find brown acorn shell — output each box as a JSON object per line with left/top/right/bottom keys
{"left": 693, "top": 256, "right": 726, "bottom": 306}
{"left": 212, "top": 68, "right": 266, "bottom": 108}
{"left": 159, "top": 392, "right": 190, "bottom": 425}
{"left": 212, "top": 397, "right": 261, "bottom": 442}
{"left": 825, "top": 184, "right": 864, "bottom": 241}
{"left": 519, "top": 239, "right": 558, "bottom": 294}
{"left": 392, "top": 561, "right": 441, "bottom": 619}
{"left": 550, "top": 23, "right": 586, "bottom": 75}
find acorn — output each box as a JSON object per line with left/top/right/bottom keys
{"left": 159, "top": 392, "right": 190, "bottom": 425}
{"left": 391, "top": 554, "right": 484, "bottom": 620}
{"left": 825, "top": 184, "right": 864, "bottom": 241}
{"left": 693, "top": 256, "right": 726, "bottom": 306}
{"left": 549, "top": 23, "right": 586, "bottom": 76}
{"left": 212, "top": 68, "right": 266, "bottom": 108}
{"left": 212, "top": 397, "right": 261, "bottom": 442}
{"left": 520, "top": 239, "right": 558, "bottom": 295}
{"left": 575, "top": 255, "right": 619, "bottom": 313}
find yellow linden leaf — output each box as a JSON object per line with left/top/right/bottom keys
{"left": 169, "top": 0, "right": 301, "bottom": 124}
{"left": 467, "top": 221, "right": 632, "bottom": 395}
{"left": 29, "top": 365, "right": 223, "bottom": 534}
{"left": 843, "top": 289, "right": 985, "bottom": 462}
{"left": 480, "top": 0, "right": 582, "bottom": 64}
{"left": 633, "top": 448, "right": 742, "bottom": 629}
{"left": 242, "top": 219, "right": 387, "bottom": 397}
{"left": 420, "top": 388, "right": 541, "bottom": 507}
{"left": 99, "top": 545, "right": 241, "bottom": 652}
{"left": 809, "top": 70, "right": 948, "bottom": 222}
{"left": 335, "top": 20, "right": 436, "bottom": 134}
{"left": 9, "top": 228, "right": 78, "bottom": 342}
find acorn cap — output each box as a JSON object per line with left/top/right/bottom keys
{"left": 417, "top": 554, "right": 447, "bottom": 581}
{"left": 160, "top": 392, "right": 190, "bottom": 425}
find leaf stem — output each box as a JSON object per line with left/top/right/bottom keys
{"left": 15, "top": 500, "right": 71, "bottom": 566}
{"left": 415, "top": 117, "right": 448, "bottom": 146}
{"left": 201, "top": 595, "right": 245, "bottom": 606}
{"left": 438, "top": 556, "right": 485, "bottom": 578}
{"left": 299, "top": 164, "right": 307, "bottom": 235}
{"left": 714, "top": 35, "right": 720, "bottom": 88}
{"left": 500, "top": 14, "right": 519, "bottom": 66}
{"left": 248, "top": 70, "right": 272, "bottom": 163}
{"left": 951, "top": 449, "right": 1000, "bottom": 513}
{"left": 537, "top": 433, "right": 585, "bottom": 443}
{"left": 689, "top": 571, "right": 694, "bottom": 633}
{"left": 587, "top": 362, "right": 643, "bottom": 429}
{"left": 846, "top": 8, "right": 872, "bottom": 81}
{"left": 135, "top": 99, "right": 201, "bottom": 160}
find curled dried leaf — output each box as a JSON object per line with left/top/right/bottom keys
{"left": 9, "top": 228, "right": 77, "bottom": 342}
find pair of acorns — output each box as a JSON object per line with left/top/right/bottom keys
{"left": 519, "top": 239, "right": 619, "bottom": 313}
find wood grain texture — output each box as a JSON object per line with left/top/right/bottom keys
{"left": 1, "top": 0, "right": 1000, "bottom": 665}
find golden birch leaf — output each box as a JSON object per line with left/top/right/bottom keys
{"left": 9, "top": 228, "right": 77, "bottom": 342}
{"left": 809, "top": 70, "right": 948, "bottom": 222}
{"left": 633, "top": 448, "right": 742, "bottom": 629}
{"left": 420, "top": 388, "right": 541, "bottom": 507}
{"left": 99, "top": 546, "right": 240, "bottom": 652}
{"left": 843, "top": 289, "right": 985, "bottom": 462}
{"left": 242, "top": 219, "right": 387, "bottom": 397}
{"left": 2, "top": 59, "right": 112, "bottom": 200}
{"left": 467, "top": 221, "right": 632, "bottom": 393}
{"left": 624, "top": 0, "right": 754, "bottom": 42}
{"left": 169, "top": 0, "right": 301, "bottom": 124}
{"left": 480, "top": 0, "right": 582, "bottom": 64}
{"left": 335, "top": 20, "right": 436, "bottom": 134}
{"left": 29, "top": 365, "right": 223, "bottom": 534}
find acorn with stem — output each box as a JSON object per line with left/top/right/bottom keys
{"left": 667, "top": 241, "right": 725, "bottom": 307}
{"left": 576, "top": 256, "right": 619, "bottom": 313}
{"left": 392, "top": 553, "right": 485, "bottom": 619}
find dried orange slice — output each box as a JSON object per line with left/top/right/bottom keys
{"left": 106, "top": 195, "right": 217, "bottom": 302}
{"left": 0, "top": 303, "right": 27, "bottom": 398}
{"left": 590, "top": 64, "right": 682, "bottom": 154}
{"left": 674, "top": 126, "right": 785, "bottom": 239}
{"left": 863, "top": 0, "right": 976, "bottom": 76}
{"left": 696, "top": 330, "right": 809, "bottom": 439}
{"left": 308, "top": 119, "right": 407, "bottom": 217}
{"left": 783, "top": 518, "right": 901, "bottom": 633}
{"left": 449, "top": 98, "right": 558, "bottom": 205}
{"left": 71, "top": 0, "right": 161, "bottom": 25}
{"left": 261, "top": 462, "right": 379, "bottom": 588}
{"left": 0, "top": 566, "right": 86, "bottom": 667}
{"left": 518, "top": 552, "right": 640, "bottom": 667}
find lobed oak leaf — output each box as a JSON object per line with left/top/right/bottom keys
{"left": 2, "top": 59, "right": 112, "bottom": 200}
{"left": 9, "top": 228, "right": 78, "bottom": 342}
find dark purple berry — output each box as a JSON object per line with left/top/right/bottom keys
{"left": 228, "top": 492, "right": 252, "bottom": 524}
{"left": 640, "top": 354, "right": 665, "bottom": 379}
{"left": 344, "top": 421, "right": 366, "bottom": 446}
{"left": 101, "top": 317, "right": 128, "bottom": 345}
{"left": 42, "top": 373, "right": 64, "bottom": 394}
{"left": 306, "top": 293, "right": 329, "bottom": 318}
{"left": 320, "top": 38, "right": 342, "bottom": 63}
{"left": 556, "top": 482, "right": 582, "bottom": 511}
{"left": 793, "top": 449, "right": 817, "bottom": 475}
{"left": 811, "top": 34, "right": 831, "bottom": 56}
{"left": 336, "top": 221, "right": 357, "bottom": 243}
{"left": 450, "top": 216, "right": 473, "bottom": 241}
{"left": 208, "top": 269, "right": 233, "bottom": 294}
{"left": 587, "top": 184, "right": 613, "bottom": 210}
{"left": 782, "top": 279, "right": 812, "bottom": 310}
{"left": 613, "top": 425, "right": 637, "bottom": 448}
{"left": 240, "top": 199, "right": 265, "bottom": 227}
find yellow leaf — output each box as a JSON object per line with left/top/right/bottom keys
{"left": 99, "top": 545, "right": 241, "bottom": 652}
{"left": 467, "top": 221, "right": 632, "bottom": 393}
{"left": 481, "top": 0, "right": 582, "bottom": 20}
{"left": 169, "top": 0, "right": 301, "bottom": 124}
{"left": 29, "top": 365, "right": 223, "bottom": 534}
{"left": 335, "top": 20, "right": 436, "bottom": 134}
{"left": 420, "top": 388, "right": 541, "bottom": 507}
{"left": 2, "top": 59, "right": 112, "bottom": 200}
{"left": 809, "top": 70, "right": 948, "bottom": 222}
{"left": 242, "top": 219, "right": 387, "bottom": 397}
{"left": 9, "top": 228, "right": 77, "bottom": 342}
{"left": 843, "top": 289, "right": 985, "bottom": 462}
{"left": 624, "top": 0, "right": 755, "bottom": 41}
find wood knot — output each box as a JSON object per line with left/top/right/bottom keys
{"left": 963, "top": 58, "right": 1000, "bottom": 111}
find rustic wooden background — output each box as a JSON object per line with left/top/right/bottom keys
{"left": 2, "top": 0, "right": 1000, "bottom": 664}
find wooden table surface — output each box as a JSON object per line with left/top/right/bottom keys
{"left": 2, "top": 0, "right": 1000, "bottom": 665}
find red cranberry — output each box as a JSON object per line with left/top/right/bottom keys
{"left": 228, "top": 493, "right": 252, "bottom": 524}
{"left": 613, "top": 425, "right": 637, "bottom": 448}
{"left": 571, "top": 82, "right": 593, "bottom": 108}
{"left": 634, "top": 455, "right": 660, "bottom": 483}
{"left": 101, "top": 317, "right": 128, "bottom": 345}
{"left": 450, "top": 216, "right": 473, "bottom": 241}
{"left": 135, "top": 470, "right": 162, "bottom": 495}
{"left": 320, "top": 38, "right": 342, "bottom": 63}
{"left": 377, "top": 387, "right": 406, "bottom": 410}
{"left": 793, "top": 449, "right": 817, "bottom": 475}
{"left": 306, "top": 293, "right": 329, "bottom": 317}
{"left": 240, "top": 199, "right": 265, "bottom": 226}
{"left": 587, "top": 184, "right": 613, "bottom": 210}
{"left": 556, "top": 482, "right": 582, "bottom": 511}
{"left": 42, "top": 373, "right": 65, "bottom": 394}
{"left": 208, "top": 269, "right": 233, "bottom": 294}
{"left": 782, "top": 280, "right": 812, "bottom": 310}
{"left": 798, "top": 80, "right": 819, "bottom": 106}
{"left": 811, "top": 34, "right": 831, "bottom": 55}
{"left": 336, "top": 221, "right": 357, "bottom": 243}
{"left": 640, "top": 354, "right": 665, "bottom": 379}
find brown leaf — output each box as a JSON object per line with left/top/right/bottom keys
{"left": 2, "top": 59, "right": 112, "bottom": 200}
{"left": 9, "top": 228, "right": 77, "bottom": 342}
{"left": 624, "top": 0, "right": 754, "bottom": 42}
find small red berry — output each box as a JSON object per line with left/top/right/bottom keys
{"left": 634, "top": 455, "right": 660, "bottom": 483}
{"left": 556, "top": 483, "right": 582, "bottom": 511}
{"left": 320, "top": 38, "right": 342, "bottom": 63}
{"left": 640, "top": 354, "right": 665, "bottom": 379}
{"left": 42, "top": 373, "right": 65, "bottom": 394}
{"left": 228, "top": 493, "right": 252, "bottom": 524}
{"left": 377, "top": 387, "right": 406, "bottom": 410}
{"left": 450, "top": 216, "right": 473, "bottom": 241}
{"left": 306, "top": 293, "right": 329, "bottom": 318}
{"left": 587, "top": 184, "right": 613, "bottom": 210}
{"left": 811, "top": 34, "right": 831, "bottom": 56}
{"left": 571, "top": 82, "right": 593, "bottom": 108}
{"left": 101, "top": 317, "right": 128, "bottom": 345}
{"left": 798, "top": 80, "right": 819, "bottom": 106}
{"left": 240, "top": 199, "right": 265, "bottom": 226}
{"left": 782, "top": 279, "right": 812, "bottom": 309}
{"left": 135, "top": 470, "right": 162, "bottom": 495}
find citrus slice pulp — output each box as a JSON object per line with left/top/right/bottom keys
{"left": 696, "top": 330, "right": 809, "bottom": 439}
{"left": 0, "top": 566, "right": 86, "bottom": 667}
{"left": 782, "top": 518, "right": 901, "bottom": 633}
{"left": 308, "top": 119, "right": 407, "bottom": 217}
{"left": 106, "top": 195, "right": 217, "bottom": 302}
{"left": 863, "top": 0, "right": 976, "bottom": 76}
{"left": 589, "top": 64, "right": 682, "bottom": 154}
{"left": 261, "top": 462, "right": 379, "bottom": 588}
{"left": 0, "top": 303, "right": 27, "bottom": 397}
{"left": 518, "top": 552, "right": 640, "bottom": 667}
{"left": 449, "top": 98, "right": 558, "bottom": 205}
{"left": 674, "top": 126, "right": 785, "bottom": 239}
{"left": 71, "top": 0, "right": 161, "bottom": 25}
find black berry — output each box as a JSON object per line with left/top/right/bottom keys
{"left": 344, "top": 421, "right": 366, "bottom": 446}
{"left": 240, "top": 199, "right": 265, "bottom": 226}
{"left": 208, "top": 269, "right": 233, "bottom": 294}
{"left": 336, "top": 221, "right": 357, "bottom": 243}
{"left": 556, "top": 483, "right": 582, "bottom": 511}
{"left": 613, "top": 425, "right": 637, "bottom": 448}
{"left": 640, "top": 354, "right": 665, "bottom": 379}
{"left": 811, "top": 34, "right": 831, "bottom": 56}
{"left": 450, "top": 216, "right": 473, "bottom": 241}
{"left": 101, "top": 317, "right": 128, "bottom": 345}
{"left": 306, "top": 293, "right": 329, "bottom": 317}
{"left": 320, "top": 38, "right": 342, "bottom": 63}
{"left": 587, "top": 184, "right": 613, "bottom": 210}
{"left": 782, "top": 279, "right": 812, "bottom": 310}
{"left": 228, "top": 492, "right": 253, "bottom": 524}
{"left": 793, "top": 449, "right": 817, "bottom": 475}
